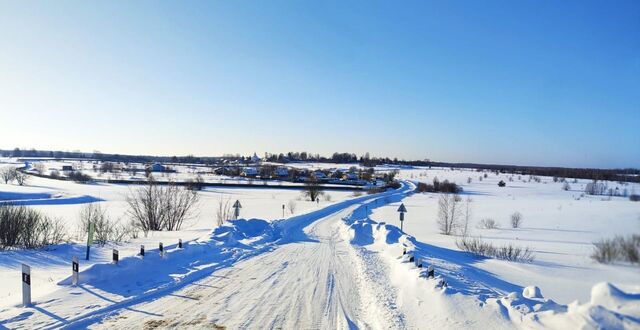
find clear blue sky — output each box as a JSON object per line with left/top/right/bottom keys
{"left": 0, "top": 1, "right": 638, "bottom": 168}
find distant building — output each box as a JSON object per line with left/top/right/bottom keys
{"left": 343, "top": 172, "right": 359, "bottom": 181}
{"left": 275, "top": 167, "right": 289, "bottom": 177}
{"left": 311, "top": 170, "right": 327, "bottom": 180}
{"left": 149, "top": 163, "right": 166, "bottom": 172}
{"left": 61, "top": 165, "right": 74, "bottom": 172}
{"left": 251, "top": 152, "right": 261, "bottom": 163}
{"left": 241, "top": 167, "right": 258, "bottom": 177}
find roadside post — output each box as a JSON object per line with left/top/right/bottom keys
{"left": 140, "top": 245, "right": 145, "bottom": 257}
{"left": 22, "top": 264, "right": 31, "bottom": 307}
{"left": 85, "top": 221, "right": 95, "bottom": 260}
{"left": 72, "top": 257, "right": 79, "bottom": 286}
{"left": 397, "top": 203, "right": 407, "bottom": 232}
{"left": 112, "top": 249, "right": 119, "bottom": 264}
{"left": 233, "top": 200, "right": 242, "bottom": 220}
{"left": 159, "top": 242, "right": 164, "bottom": 257}
{"left": 282, "top": 204, "right": 285, "bottom": 218}
{"left": 178, "top": 239, "right": 183, "bottom": 249}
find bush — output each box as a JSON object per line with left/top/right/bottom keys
{"left": 415, "top": 179, "right": 461, "bottom": 193}
{"left": 478, "top": 218, "right": 500, "bottom": 229}
{"left": 456, "top": 237, "right": 534, "bottom": 262}
{"left": 592, "top": 235, "right": 640, "bottom": 264}
{"left": 510, "top": 212, "right": 523, "bottom": 228}
{"left": 630, "top": 194, "right": 640, "bottom": 202}
{"left": 126, "top": 180, "right": 200, "bottom": 235}
{"left": 498, "top": 180, "right": 506, "bottom": 187}
{"left": 68, "top": 171, "right": 92, "bottom": 183}
{"left": 0, "top": 204, "right": 66, "bottom": 249}
{"left": 78, "top": 203, "right": 136, "bottom": 245}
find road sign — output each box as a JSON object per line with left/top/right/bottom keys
{"left": 22, "top": 264, "right": 31, "bottom": 307}
{"left": 233, "top": 200, "right": 242, "bottom": 219}
{"left": 397, "top": 203, "right": 407, "bottom": 231}
{"left": 72, "top": 257, "right": 79, "bottom": 286}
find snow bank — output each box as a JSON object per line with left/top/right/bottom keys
{"left": 342, "top": 194, "right": 640, "bottom": 329}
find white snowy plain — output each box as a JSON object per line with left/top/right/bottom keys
{"left": 0, "top": 160, "right": 638, "bottom": 329}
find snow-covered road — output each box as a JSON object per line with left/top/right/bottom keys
{"left": 93, "top": 204, "right": 395, "bottom": 329}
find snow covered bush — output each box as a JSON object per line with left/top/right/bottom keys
{"left": 216, "top": 198, "right": 233, "bottom": 226}
{"left": 0, "top": 204, "right": 66, "bottom": 249}
{"left": 562, "top": 181, "right": 571, "bottom": 191}
{"left": 585, "top": 181, "right": 608, "bottom": 195}
{"left": 14, "top": 171, "right": 28, "bottom": 186}
{"left": 629, "top": 194, "right": 640, "bottom": 202}
{"left": 287, "top": 200, "right": 297, "bottom": 214}
{"left": 478, "top": 218, "right": 500, "bottom": 229}
{"left": 510, "top": 212, "right": 523, "bottom": 228}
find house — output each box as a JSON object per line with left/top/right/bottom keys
{"left": 275, "top": 167, "right": 289, "bottom": 177}
{"left": 149, "top": 163, "right": 166, "bottom": 172}
{"left": 61, "top": 165, "right": 74, "bottom": 172}
{"left": 241, "top": 167, "right": 258, "bottom": 177}
{"left": 311, "top": 170, "right": 327, "bottom": 180}
{"left": 250, "top": 152, "right": 261, "bottom": 163}
{"left": 343, "top": 172, "right": 359, "bottom": 181}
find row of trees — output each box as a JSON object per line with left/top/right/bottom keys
{"left": 0, "top": 167, "right": 28, "bottom": 185}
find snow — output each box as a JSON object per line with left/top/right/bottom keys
{"left": 0, "top": 160, "right": 638, "bottom": 329}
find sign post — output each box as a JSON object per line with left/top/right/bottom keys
{"left": 140, "top": 245, "right": 145, "bottom": 257}
{"left": 397, "top": 203, "right": 407, "bottom": 232}
{"left": 85, "top": 221, "right": 95, "bottom": 260}
{"left": 282, "top": 204, "right": 285, "bottom": 218}
{"left": 178, "top": 239, "right": 183, "bottom": 249}
{"left": 233, "top": 200, "right": 242, "bottom": 220}
{"left": 72, "top": 257, "right": 79, "bottom": 286}
{"left": 159, "top": 242, "right": 164, "bottom": 257}
{"left": 112, "top": 249, "right": 119, "bottom": 264}
{"left": 21, "top": 264, "right": 31, "bottom": 307}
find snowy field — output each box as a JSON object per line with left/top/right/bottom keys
{"left": 0, "top": 160, "right": 638, "bottom": 329}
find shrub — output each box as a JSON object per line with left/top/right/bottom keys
{"left": 562, "top": 182, "right": 571, "bottom": 191}
{"left": 216, "top": 198, "right": 233, "bottom": 227}
{"left": 456, "top": 237, "right": 534, "bottom": 262}
{"left": 437, "top": 194, "right": 462, "bottom": 235}
{"left": 498, "top": 180, "right": 506, "bottom": 187}
{"left": 68, "top": 171, "right": 92, "bottom": 183}
{"left": 126, "top": 180, "right": 200, "bottom": 235}
{"left": 478, "top": 218, "right": 500, "bottom": 229}
{"left": 630, "top": 195, "right": 640, "bottom": 202}
{"left": 592, "top": 235, "right": 640, "bottom": 264}
{"left": 287, "top": 200, "right": 297, "bottom": 214}
{"left": 0, "top": 204, "right": 66, "bottom": 249}
{"left": 415, "top": 179, "right": 461, "bottom": 193}
{"left": 78, "top": 203, "right": 135, "bottom": 245}
{"left": 510, "top": 212, "right": 523, "bottom": 228}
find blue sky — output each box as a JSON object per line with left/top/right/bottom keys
{"left": 0, "top": 1, "right": 638, "bottom": 168}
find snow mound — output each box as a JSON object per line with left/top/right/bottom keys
{"left": 347, "top": 219, "right": 405, "bottom": 246}
{"left": 523, "top": 286, "right": 543, "bottom": 299}
{"left": 211, "top": 218, "right": 280, "bottom": 247}
{"left": 590, "top": 282, "right": 640, "bottom": 317}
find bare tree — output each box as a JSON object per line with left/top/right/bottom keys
{"left": 302, "top": 178, "right": 324, "bottom": 202}
{"left": 14, "top": 171, "right": 28, "bottom": 186}
{"left": 216, "top": 197, "right": 233, "bottom": 227}
{"left": 287, "top": 199, "right": 297, "bottom": 214}
{"left": 0, "top": 167, "right": 16, "bottom": 184}
{"left": 34, "top": 163, "right": 46, "bottom": 175}
{"left": 460, "top": 197, "right": 472, "bottom": 236}
{"left": 562, "top": 181, "right": 571, "bottom": 191}
{"left": 437, "top": 194, "right": 461, "bottom": 235}
{"left": 510, "top": 212, "right": 523, "bottom": 228}
{"left": 126, "top": 179, "right": 199, "bottom": 235}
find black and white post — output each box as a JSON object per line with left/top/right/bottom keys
{"left": 159, "top": 242, "right": 164, "bottom": 257}
{"left": 397, "top": 203, "right": 407, "bottom": 232}
{"left": 178, "top": 239, "right": 183, "bottom": 249}
{"left": 72, "top": 256, "right": 79, "bottom": 286}
{"left": 112, "top": 249, "right": 119, "bottom": 264}
{"left": 140, "top": 245, "right": 145, "bottom": 257}
{"left": 233, "top": 200, "right": 242, "bottom": 220}
{"left": 21, "top": 264, "right": 31, "bottom": 307}
{"left": 282, "top": 204, "right": 285, "bottom": 218}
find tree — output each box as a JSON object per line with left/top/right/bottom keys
{"left": 461, "top": 197, "right": 472, "bottom": 236}
{"left": 287, "top": 200, "right": 297, "bottom": 214}
{"left": 437, "top": 194, "right": 461, "bottom": 235}
{"left": 0, "top": 167, "right": 16, "bottom": 184}
{"left": 302, "top": 177, "right": 324, "bottom": 202}
{"left": 510, "top": 212, "right": 523, "bottom": 228}
{"left": 216, "top": 198, "right": 233, "bottom": 227}
{"left": 126, "top": 179, "right": 200, "bottom": 235}
{"left": 562, "top": 181, "right": 571, "bottom": 191}
{"left": 14, "top": 171, "right": 28, "bottom": 186}
{"left": 34, "top": 163, "right": 46, "bottom": 175}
